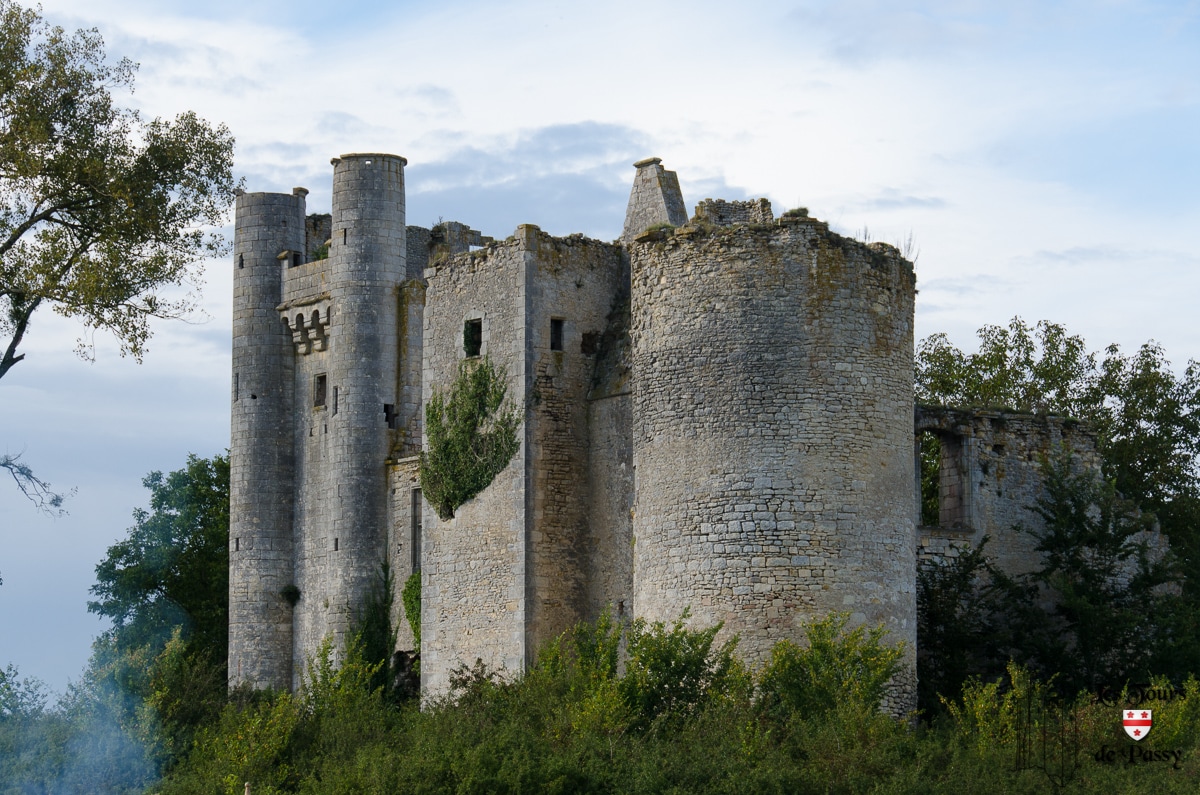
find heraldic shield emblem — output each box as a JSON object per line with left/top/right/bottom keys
{"left": 1123, "top": 709, "right": 1152, "bottom": 741}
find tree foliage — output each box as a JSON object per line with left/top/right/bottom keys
{"left": 990, "top": 455, "right": 1181, "bottom": 693}
{"left": 84, "top": 452, "right": 230, "bottom": 771}
{"left": 915, "top": 318, "right": 1200, "bottom": 702}
{"left": 0, "top": 0, "right": 239, "bottom": 381}
{"left": 420, "top": 356, "right": 521, "bottom": 520}
{"left": 89, "top": 453, "right": 230, "bottom": 659}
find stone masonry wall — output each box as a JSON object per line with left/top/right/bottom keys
{"left": 229, "top": 189, "right": 304, "bottom": 690}
{"left": 585, "top": 286, "right": 634, "bottom": 622}
{"left": 916, "top": 407, "right": 1102, "bottom": 576}
{"left": 620, "top": 157, "right": 688, "bottom": 243}
{"left": 523, "top": 228, "right": 627, "bottom": 656}
{"left": 629, "top": 219, "right": 918, "bottom": 710}
{"left": 421, "top": 235, "right": 530, "bottom": 694}
{"left": 693, "top": 198, "right": 774, "bottom": 227}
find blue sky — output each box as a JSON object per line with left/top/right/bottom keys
{"left": 2, "top": 0, "right": 1198, "bottom": 692}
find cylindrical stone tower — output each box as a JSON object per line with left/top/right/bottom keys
{"left": 230, "top": 190, "right": 304, "bottom": 689}
{"left": 318, "top": 153, "right": 407, "bottom": 651}
{"left": 629, "top": 218, "right": 917, "bottom": 707}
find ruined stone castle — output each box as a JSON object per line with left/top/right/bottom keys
{"left": 229, "top": 153, "right": 1100, "bottom": 710}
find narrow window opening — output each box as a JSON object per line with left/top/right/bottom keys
{"left": 384, "top": 403, "right": 397, "bottom": 428}
{"left": 332, "top": 386, "right": 339, "bottom": 415}
{"left": 411, "top": 489, "right": 423, "bottom": 572}
{"left": 234, "top": 538, "right": 240, "bottom": 552}
{"left": 238, "top": 253, "right": 244, "bottom": 269}
{"left": 234, "top": 373, "right": 239, "bottom": 401}
{"left": 464, "top": 318, "right": 482, "bottom": 357}
{"left": 342, "top": 228, "right": 347, "bottom": 244}
{"left": 918, "top": 431, "right": 967, "bottom": 528}
{"left": 334, "top": 537, "right": 339, "bottom": 551}
{"left": 550, "top": 318, "right": 564, "bottom": 351}
{"left": 314, "top": 373, "right": 327, "bottom": 408}
{"left": 292, "top": 251, "right": 302, "bottom": 268}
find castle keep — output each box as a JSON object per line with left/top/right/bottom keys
{"left": 230, "top": 153, "right": 1100, "bottom": 710}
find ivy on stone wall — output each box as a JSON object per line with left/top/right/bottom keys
{"left": 402, "top": 571, "right": 421, "bottom": 649}
{"left": 419, "top": 356, "right": 521, "bottom": 520}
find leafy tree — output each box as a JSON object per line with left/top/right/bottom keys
{"left": 989, "top": 454, "right": 1181, "bottom": 694}
{"left": 0, "top": 0, "right": 239, "bottom": 381}
{"left": 916, "top": 541, "right": 1002, "bottom": 714}
{"left": 89, "top": 453, "right": 230, "bottom": 659}
{"left": 420, "top": 356, "right": 521, "bottom": 520}
{"left": 916, "top": 317, "right": 1095, "bottom": 415}
{"left": 915, "top": 318, "right": 1200, "bottom": 692}
{"left": 86, "top": 453, "right": 230, "bottom": 767}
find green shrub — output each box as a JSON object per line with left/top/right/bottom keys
{"left": 757, "top": 612, "right": 904, "bottom": 720}
{"left": 401, "top": 570, "right": 421, "bottom": 649}
{"left": 419, "top": 356, "right": 521, "bottom": 520}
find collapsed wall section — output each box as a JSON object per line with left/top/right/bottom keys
{"left": 915, "top": 407, "right": 1104, "bottom": 576}
{"left": 629, "top": 219, "right": 917, "bottom": 709}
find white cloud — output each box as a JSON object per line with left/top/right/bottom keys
{"left": 6, "top": 0, "right": 1198, "bottom": 689}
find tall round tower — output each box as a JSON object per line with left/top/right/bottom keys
{"left": 629, "top": 218, "right": 917, "bottom": 707}
{"left": 316, "top": 153, "right": 407, "bottom": 652}
{"left": 229, "top": 190, "right": 304, "bottom": 689}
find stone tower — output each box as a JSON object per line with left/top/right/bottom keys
{"left": 289, "top": 154, "right": 407, "bottom": 675}
{"left": 628, "top": 213, "right": 918, "bottom": 706}
{"left": 229, "top": 189, "right": 304, "bottom": 690}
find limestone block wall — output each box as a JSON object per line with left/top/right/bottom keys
{"left": 229, "top": 189, "right": 305, "bottom": 690}
{"left": 621, "top": 157, "right": 688, "bottom": 243}
{"left": 629, "top": 218, "right": 917, "bottom": 709}
{"left": 915, "top": 407, "right": 1102, "bottom": 576}
{"left": 523, "top": 228, "right": 626, "bottom": 654}
{"left": 693, "top": 198, "right": 774, "bottom": 227}
{"left": 421, "top": 235, "right": 530, "bottom": 694}
{"left": 585, "top": 287, "right": 634, "bottom": 622}
{"left": 284, "top": 154, "right": 407, "bottom": 683}
{"left": 387, "top": 456, "right": 422, "bottom": 651}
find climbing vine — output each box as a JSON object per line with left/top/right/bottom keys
{"left": 419, "top": 356, "right": 521, "bottom": 520}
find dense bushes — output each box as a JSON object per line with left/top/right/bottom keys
{"left": 150, "top": 613, "right": 1200, "bottom": 794}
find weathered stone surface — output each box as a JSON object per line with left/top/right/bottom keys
{"left": 231, "top": 154, "right": 1122, "bottom": 717}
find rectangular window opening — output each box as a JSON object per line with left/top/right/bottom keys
{"left": 550, "top": 318, "right": 564, "bottom": 351}
{"left": 411, "top": 489, "right": 423, "bottom": 572}
{"left": 464, "top": 318, "right": 482, "bottom": 357}
{"left": 234, "top": 373, "right": 239, "bottom": 401}
{"left": 314, "top": 373, "right": 327, "bottom": 408}
{"left": 332, "top": 386, "right": 339, "bottom": 415}
{"left": 291, "top": 251, "right": 302, "bottom": 268}
{"left": 234, "top": 538, "right": 240, "bottom": 552}
{"left": 334, "top": 537, "right": 339, "bottom": 551}
{"left": 919, "top": 431, "right": 967, "bottom": 529}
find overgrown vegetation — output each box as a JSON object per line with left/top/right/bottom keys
{"left": 401, "top": 570, "right": 421, "bottom": 648}
{"left": 419, "top": 355, "right": 521, "bottom": 520}
{"left": 915, "top": 317, "right": 1200, "bottom": 711}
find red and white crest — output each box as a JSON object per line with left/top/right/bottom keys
{"left": 1122, "top": 709, "right": 1152, "bottom": 741}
